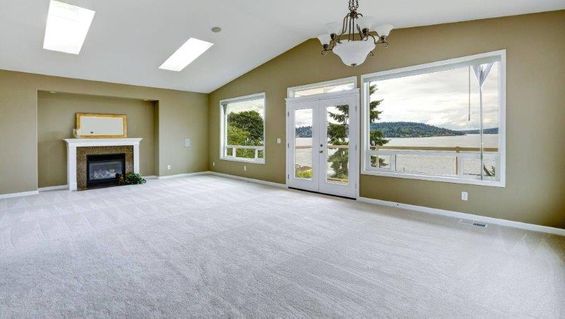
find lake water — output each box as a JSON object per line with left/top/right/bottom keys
{"left": 293, "top": 134, "right": 499, "bottom": 178}
{"left": 385, "top": 134, "right": 499, "bottom": 148}
{"left": 295, "top": 134, "right": 498, "bottom": 148}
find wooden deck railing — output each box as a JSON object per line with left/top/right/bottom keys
{"left": 225, "top": 145, "right": 264, "bottom": 159}
{"left": 367, "top": 146, "right": 499, "bottom": 177}
{"left": 291, "top": 144, "right": 499, "bottom": 177}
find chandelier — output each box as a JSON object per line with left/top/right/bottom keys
{"left": 317, "top": 0, "right": 393, "bottom": 67}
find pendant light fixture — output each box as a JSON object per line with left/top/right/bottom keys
{"left": 317, "top": 0, "right": 393, "bottom": 67}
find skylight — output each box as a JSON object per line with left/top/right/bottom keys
{"left": 43, "top": 0, "right": 96, "bottom": 54}
{"left": 159, "top": 38, "right": 214, "bottom": 71}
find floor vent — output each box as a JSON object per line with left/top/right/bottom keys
{"left": 458, "top": 219, "right": 488, "bottom": 228}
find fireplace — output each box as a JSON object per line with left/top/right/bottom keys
{"left": 86, "top": 153, "right": 126, "bottom": 188}
{"left": 65, "top": 138, "right": 141, "bottom": 191}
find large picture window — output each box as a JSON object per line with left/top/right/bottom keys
{"left": 362, "top": 51, "right": 505, "bottom": 186}
{"left": 220, "top": 93, "right": 266, "bottom": 164}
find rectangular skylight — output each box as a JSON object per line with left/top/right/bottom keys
{"left": 159, "top": 38, "right": 214, "bottom": 71}
{"left": 43, "top": 0, "right": 95, "bottom": 54}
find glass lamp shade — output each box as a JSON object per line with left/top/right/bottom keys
{"left": 374, "top": 24, "right": 394, "bottom": 37}
{"left": 317, "top": 34, "right": 332, "bottom": 46}
{"left": 325, "top": 21, "right": 342, "bottom": 35}
{"left": 356, "top": 16, "right": 376, "bottom": 31}
{"left": 333, "top": 40, "right": 375, "bottom": 66}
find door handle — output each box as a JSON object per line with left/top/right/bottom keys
{"left": 319, "top": 150, "right": 324, "bottom": 153}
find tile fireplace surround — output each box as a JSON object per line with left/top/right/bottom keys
{"left": 64, "top": 138, "right": 142, "bottom": 191}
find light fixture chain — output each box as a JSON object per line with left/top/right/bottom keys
{"left": 319, "top": 0, "right": 392, "bottom": 67}
{"left": 348, "top": 0, "right": 359, "bottom": 11}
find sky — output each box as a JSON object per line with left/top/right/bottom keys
{"left": 230, "top": 62, "right": 501, "bottom": 133}
{"left": 224, "top": 97, "right": 264, "bottom": 118}
{"left": 370, "top": 62, "right": 500, "bottom": 130}
{"left": 295, "top": 108, "right": 313, "bottom": 128}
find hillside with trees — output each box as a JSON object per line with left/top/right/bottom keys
{"left": 370, "top": 122, "right": 465, "bottom": 138}
{"left": 298, "top": 121, "right": 497, "bottom": 139}
{"left": 458, "top": 128, "right": 499, "bottom": 134}
{"left": 295, "top": 126, "right": 312, "bottom": 138}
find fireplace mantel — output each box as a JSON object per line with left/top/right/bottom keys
{"left": 64, "top": 138, "right": 142, "bottom": 191}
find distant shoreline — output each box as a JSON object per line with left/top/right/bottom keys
{"left": 295, "top": 122, "right": 499, "bottom": 138}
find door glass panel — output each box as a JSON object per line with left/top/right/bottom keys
{"left": 294, "top": 109, "right": 313, "bottom": 179}
{"left": 326, "top": 105, "right": 349, "bottom": 185}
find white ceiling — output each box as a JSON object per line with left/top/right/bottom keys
{"left": 0, "top": 0, "right": 563, "bottom": 93}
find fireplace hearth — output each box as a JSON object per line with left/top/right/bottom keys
{"left": 86, "top": 153, "right": 126, "bottom": 188}
{"left": 65, "top": 138, "right": 142, "bottom": 191}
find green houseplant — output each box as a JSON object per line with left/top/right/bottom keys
{"left": 121, "top": 172, "right": 146, "bottom": 185}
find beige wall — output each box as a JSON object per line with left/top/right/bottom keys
{"left": 209, "top": 11, "right": 565, "bottom": 228}
{"left": 0, "top": 70, "right": 208, "bottom": 194}
{"left": 38, "top": 92, "right": 157, "bottom": 187}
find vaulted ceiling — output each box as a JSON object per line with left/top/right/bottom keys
{"left": 0, "top": 0, "right": 563, "bottom": 93}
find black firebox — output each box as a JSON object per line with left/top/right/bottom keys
{"left": 86, "top": 153, "right": 126, "bottom": 188}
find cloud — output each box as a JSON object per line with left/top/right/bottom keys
{"left": 370, "top": 63, "right": 500, "bottom": 130}
{"left": 225, "top": 98, "right": 265, "bottom": 118}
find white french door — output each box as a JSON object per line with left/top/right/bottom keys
{"left": 286, "top": 90, "right": 359, "bottom": 198}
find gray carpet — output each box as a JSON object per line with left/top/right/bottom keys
{"left": 0, "top": 175, "right": 563, "bottom": 318}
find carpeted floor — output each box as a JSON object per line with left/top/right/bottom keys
{"left": 0, "top": 175, "right": 563, "bottom": 318}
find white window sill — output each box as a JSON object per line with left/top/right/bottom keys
{"left": 361, "top": 169, "right": 505, "bottom": 188}
{"left": 220, "top": 157, "right": 265, "bottom": 165}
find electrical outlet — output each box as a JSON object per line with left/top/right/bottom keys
{"left": 212, "top": 161, "right": 215, "bottom": 167}
{"left": 461, "top": 192, "right": 468, "bottom": 201}
{"left": 167, "top": 165, "right": 171, "bottom": 170}
{"left": 184, "top": 138, "right": 192, "bottom": 148}
{"left": 276, "top": 138, "right": 282, "bottom": 144}
{"left": 243, "top": 165, "right": 247, "bottom": 172}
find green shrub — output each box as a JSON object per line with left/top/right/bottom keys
{"left": 296, "top": 169, "right": 313, "bottom": 179}
{"left": 122, "top": 173, "right": 146, "bottom": 185}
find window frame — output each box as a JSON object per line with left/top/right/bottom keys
{"left": 219, "top": 92, "right": 267, "bottom": 164}
{"left": 360, "top": 50, "right": 506, "bottom": 187}
{"left": 287, "top": 76, "right": 357, "bottom": 98}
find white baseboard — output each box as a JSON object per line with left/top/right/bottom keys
{"left": 39, "top": 185, "right": 68, "bottom": 192}
{"left": 357, "top": 197, "right": 565, "bottom": 236}
{"left": 7, "top": 173, "right": 209, "bottom": 196}
{"left": 0, "top": 190, "right": 39, "bottom": 199}
{"left": 157, "top": 171, "right": 211, "bottom": 180}
{"left": 208, "top": 171, "right": 287, "bottom": 189}
{"left": 155, "top": 170, "right": 287, "bottom": 189}
{"left": 38, "top": 176, "right": 158, "bottom": 191}
{"left": 38, "top": 176, "right": 160, "bottom": 190}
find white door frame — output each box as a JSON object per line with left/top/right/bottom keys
{"left": 285, "top": 89, "right": 359, "bottom": 198}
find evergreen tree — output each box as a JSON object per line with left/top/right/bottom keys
{"left": 326, "top": 84, "right": 388, "bottom": 180}
{"left": 368, "top": 85, "right": 389, "bottom": 167}
{"left": 368, "top": 85, "right": 388, "bottom": 147}
{"left": 326, "top": 105, "right": 350, "bottom": 181}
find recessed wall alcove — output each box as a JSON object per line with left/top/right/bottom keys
{"left": 37, "top": 91, "right": 158, "bottom": 188}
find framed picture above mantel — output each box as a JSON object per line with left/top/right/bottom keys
{"left": 75, "top": 113, "right": 128, "bottom": 138}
